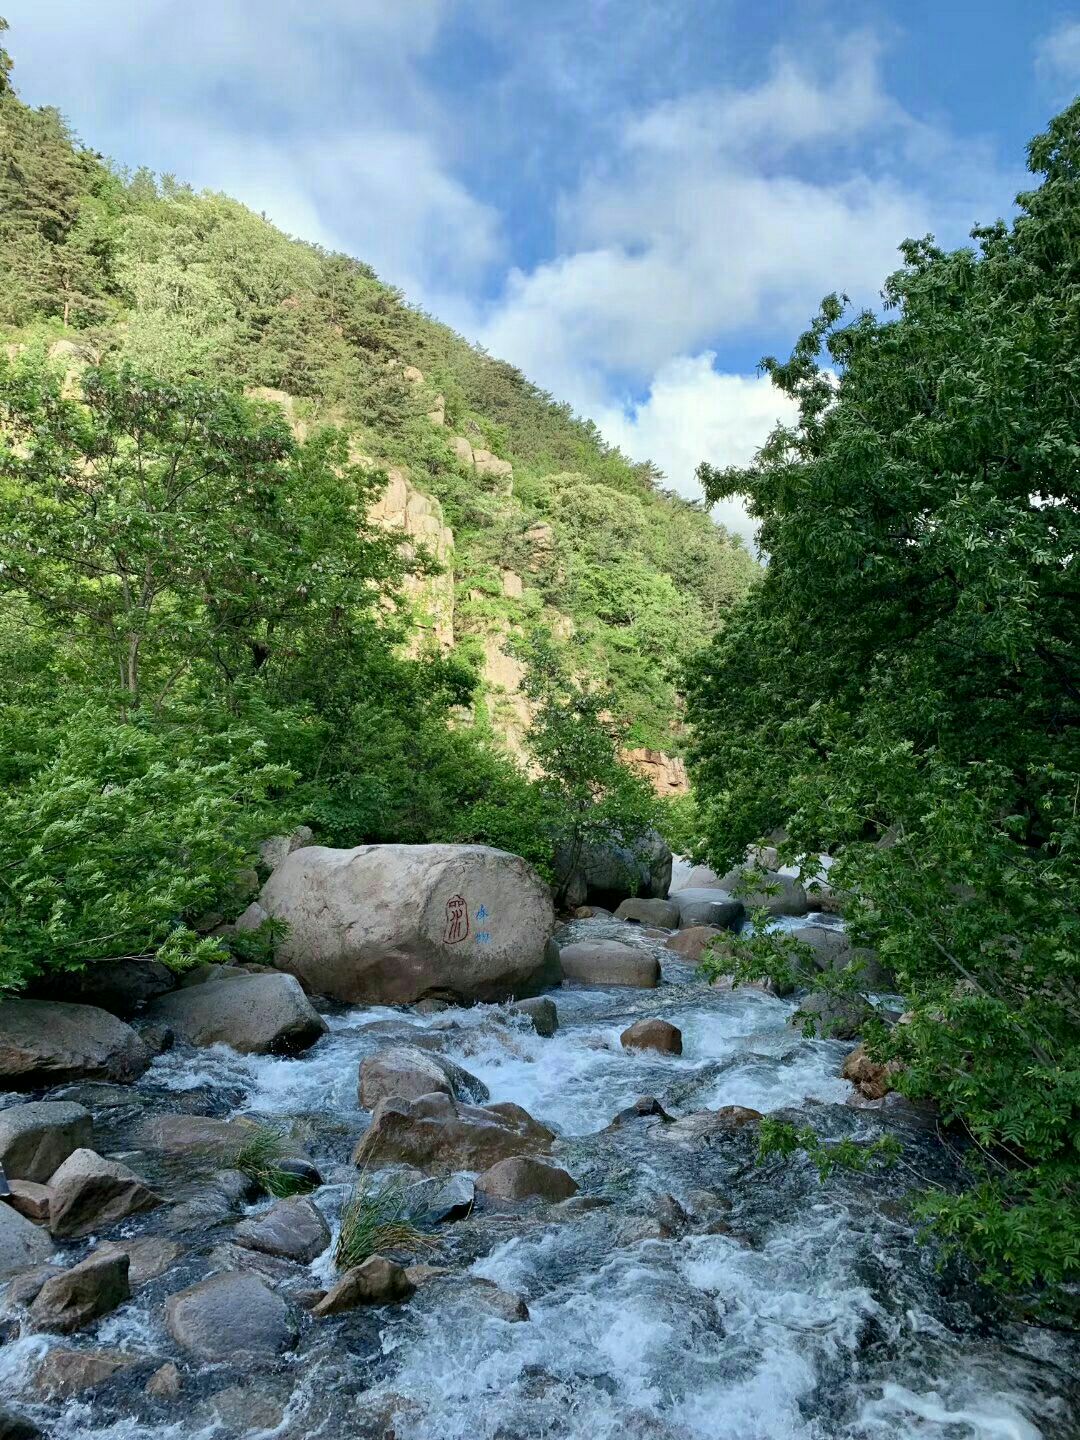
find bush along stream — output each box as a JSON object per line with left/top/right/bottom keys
{"left": 1, "top": 897, "right": 1078, "bottom": 1440}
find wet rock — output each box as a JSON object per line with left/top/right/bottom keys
{"left": 670, "top": 890, "right": 745, "bottom": 930}
{"left": 6, "top": 1181, "right": 52, "bottom": 1224}
{"left": 3, "top": 1264, "right": 62, "bottom": 1307}
{"left": 235, "top": 1196, "right": 331, "bottom": 1264}
{"left": 403, "top": 1173, "right": 475, "bottom": 1223}
{"left": 613, "top": 898, "right": 679, "bottom": 928}
{"left": 790, "top": 991, "right": 875, "bottom": 1041}
{"left": 0, "top": 1102, "right": 93, "bottom": 1183}
{"left": 135, "top": 1112, "right": 252, "bottom": 1160}
{"left": 210, "top": 1385, "right": 285, "bottom": 1433}
{"left": 33, "top": 1347, "right": 139, "bottom": 1399}
{"left": 28, "top": 958, "right": 175, "bottom": 1017}
{"left": 254, "top": 843, "right": 558, "bottom": 1005}
{"left": 358, "top": 1045, "right": 489, "bottom": 1109}
{"left": 0, "top": 999, "right": 150, "bottom": 1089}
{"left": 556, "top": 829, "right": 671, "bottom": 910}
{"left": 259, "top": 825, "right": 314, "bottom": 873}
{"left": 557, "top": 940, "right": 660, "bottom": 989}
{"left": 615, "top": 1215, "right": 672, "bottom": 1245}
{"left": 165, "top": 1270, "right": 297, "bottom": 1362}
{"left": 354, "top": 1092, "right": 554, "bottom": 1172}
{"left": 93, "top": 1236, "right": 183, "bottom": 1287}
{"left": 403, "top": 1263, "right": 453, "bottom": 1285}
{"left": 471, "top": 1277, "right": 530, "bottom": 1321}
{"left": 664, "top": 926, "right": 726, "bottom": 963}
{"left": 0, "top": 1200, "right": 53, "bottom": 1279}
{"left": 29, "top": 1249, "right": 130, "bottom": 1332}
{"left": 509, "top": 996, "right": 558, "bottom": 1036}
{"left": 275, "top": 1155, "right": 322, "bottom": 1191}
{"left": 715, "top": 868, "right": 809, "bottom": 917}
{"left": 164, "top": 1171, "right": 256, "bottom": 1234}
{"left": 47, "top": 1148, "right": 161, "bottom": 1238}
{"left": 312, "top": 1255, "right": 415, "bottom": 1315}
{"left": 788, "top": 924, "right": 895, "bottom": 990}
{"left": 606, "top": 1095, "right": 674, "bottom": 1129}
{"left": 206, "top": 1241, "right": 305, "bottom": 1286}
{"left": 620, "top": 1019, "right": 682, "bottom": 1055}
{"left": 0, "top": 1404, "right": 42, "bottom": 1439}
{"left": 663, "top": 1106, "right": 763, "bottom": 1142}
{"left": 146, "top": 972, "right": 327, "bottom": 1055}
{"left": 146, "top": 1362, "right": 182, "bottom": 1399}
{"left": 476, "top": 1155, "right": 578, "bottom": 1203}
{"left": 842, "top": 1043, "right": 900, "bottom": 1101}
{"left": 413, "top": 998, "right": 451, "bottom": 1015}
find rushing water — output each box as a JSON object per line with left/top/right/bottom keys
{"left": 2, "top": 916, "right": 1077, "bottom": 1439}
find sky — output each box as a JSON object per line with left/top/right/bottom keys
{"left": 5, "top": 1, "right": 1080, "bottom": 541}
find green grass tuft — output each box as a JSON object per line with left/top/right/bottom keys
{"left": 335, "top": 1174, "right": 437, "bottom": 1271}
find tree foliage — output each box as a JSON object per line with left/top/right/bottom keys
{"left": 686, "top": 103, "right": 1080, "bottom": 1298}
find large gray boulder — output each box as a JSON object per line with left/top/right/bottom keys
{"left": 165, "top": 1271, "right": 297, "bottom": 1362}
{"left": 670, "top": 889, "right": 745, "bottom": 929}
{"left": 557, "top": 940, "right": 660, "bottom": 989}
{"left": 251, "top": 844, "right": 557, "bottom": 1005}
{"left": 556, "top": 829, "right": 672, "bottom": 909}
{"left": 787, "top": 923, "right": 895, "bottom": 990}
{"left": 0, "top": 1200, "right": 53, "bottom": 1280}
{"left": 715, "top": 867, "right": 809, "bottom": 917}
{"left": 613, "top": 897, "right": 679, "bottom": 928}
{"left": 0, "top": 1000, "right": 150, "bottom": 1089}
{"left": 354, "top": 1092, "right": 554, "bottom": 1172}
{"left": 0, "top": 1102, "right": 92, "bottom": 1183}
{"left": 146, "top": 973, "right": 326, "bottom": 1055}
{"left": 358, "top": 1045, "right": 488, "bottom": 1109}
{"left": 790, "top": 991, "right": 876, "bottom": 1041}
{"left": 475, "top": 1156, "right": 578, "bottom": 1203}
{"left": 47, "top": 1149, "right": 161, "bottom": 1238}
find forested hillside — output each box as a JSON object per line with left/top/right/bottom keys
{"left": 0, "top": 22, "right": 754, "bottom": 991}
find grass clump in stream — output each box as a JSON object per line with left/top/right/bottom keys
{"left": 233, "top": 1122, "right": 316, "bottom": 1199}
{"left": 336, "top": 1175, "right": 437, "bottom": 1270}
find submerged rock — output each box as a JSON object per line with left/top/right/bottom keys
{"left": 475, "top": 1155, "right": 579, "bottom": 1203}
{"left": 620, "top": 1019, "right": 683, "bottom": 1055}
{"left": 354, "top": 1092, "right": 554, "bottom": 1172}
{"left": 47, "top": 1148, "right": 161, "bottom": 1238}
{"left": 33, "top": 1348, "right": 140, "bottom": 1400}
{"left": 0, "top": 999, "right": 150, "bottom": 1089}
{"left": 557, "top": 940, "right": 660, "bottom": 989}
{"left": 0, "top": 1103, "right": 93, "bottom": 1184}
{"left": 165, "top": 1270, "right": 297, "bottom": 1362}
{"left": 311, "top": 1255, "right": 415, "bottom": 1315}
{"left": 252, "top": 843, "right": 558, "bottom": 1005}
{"left": 146, "top": 972, "right": 327, "bottom": 1055}
{"left": 358, "top": 1045, "right": 488, "bottom": 1108}
{"left": 28, "top": 1250, "right": 130, "bottom": 1333}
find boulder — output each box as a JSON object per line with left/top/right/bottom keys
{"left": 3, "top": 1264, "right": 62, "bottom": 1308}
{"left": 556, "top": 829, "right": 672, "bottom": 909}
{"left": 234, "top": 1197, "right": 331, "bottom": 1265}
{"left": 354, "top": 1092, "right": 554, "bottom": 1172}
{"left": 0, "top": 1102, "right": 92, "bottom": 1183}
{"left": 0, "top": 1200, "right": 53, "bottom": 1280}
{"left": 28, "top": 1250, "right": 130, "bottom": 1333}
{"left": 842, "top": 1043, "right": 899, "bottom": 1101}
{"left": 254, "top": 844, "right": 557, "bottom": 1005}
{"left": 475, "top": 1156, "right": 578, "bottom": 1203}
{"left": 557, "top": 940, "right": 660, "bottom": 989}
{"left": 258, "top": 825, "right": 315, "bottom": 873}
{"left": 663, "top": 1106, "right": 763, "bottom": 1142}
{"left": 146, "top": 973, "right": 326, "bottom": 1055}
{"left": 0, "top": 1407, "right": 41, "bottom": 1440}
{"left": 509, "top": 996, "right": 558, "bottom": 1037}
{"left": 715, "top": 867, "right": 809, "bottom": 917}
{"left": 134, "top": 1112, "right": 253, "bottom": 1161}
{"left": 165, "top": 1271, "right": 297, "bottom": 1362}
{"left": 669, "top": 864, "right": 721, "bottom": 893}
{"left": 92, "top": 1236, "right": 182, "bottom": 1287}
{"left": 613, "top": 898, "right": 679, "bottom": 928}
{"left": 33, "top": 1348, "right": 139, "bottom": 1399}
{"left": 605, "top": 1095, "right": 673, "bottom": 1130}
{"left": 664, "top": 926, "right": 726, "bottom": 963}
{"left": 358, "top": 1045, "right": 488, "bottom": 1109}
{"left": 402, "top": 1174, "right": 475, "bottom": 1224}
{"left": 145, "top": 1362, "right": 182, "bottom": 1400}
{"left": 788, "top": 923, "right": 895, "bottom": 990}
{"left": 620, "top": 1019, "right": 682, "bottom": 1055}
{"left": 790, "top": 991, "right": 875, "bottom": 1041}
{"left": 7, "top": 1182, "right": 52, "bottom": 1224}
{"left": 0, "top": 999, "right": 150, "bottom": 1089}
{"left": 27, "top": 959, "right": 175, "bottom": 1017}
{"left": 47, "top": 1148, "right": 161, "bottom": 1238}
{"left": 670, "top": 889, "right": 745, "bottom": 930}
{"left": 311, "top": 1255, "right": 414, "bottom": 1315}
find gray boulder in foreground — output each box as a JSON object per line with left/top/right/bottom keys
{"left": 358, "top": 1045, "right": 488, "bottom": 1109}
{"left": 557, "top": 940, "right": 660, "bottom": 989}
{"left": 146, "top": 972, "right": 326, "bottom": 1055}
{"left": 251, "top": 844, "right": 557, "bottom": 1005}
{"left": 0, "top": 999, "right": 150, "bottom": 1090}
{"left": 47, "top": 1149, "right": 162, "bottom": 1238}
{"left": 0, "top": 1102, "right": 92, "bottom": 1184}
{"left": 165, "top": 1271, "right": 297, "bottom": 1362}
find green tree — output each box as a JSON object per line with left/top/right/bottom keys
{"left": 686, "top": 102, "right": 1080, "bottom": 1299}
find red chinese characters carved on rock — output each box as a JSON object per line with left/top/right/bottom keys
{"left": 444, "top": 894, "right": 469, "bottom": 945}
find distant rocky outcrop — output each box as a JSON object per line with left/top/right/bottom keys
{"left": 620, "top": 748, "right": 690, "bottom": 797}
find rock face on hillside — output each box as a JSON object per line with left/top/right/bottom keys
{"left": 621, "top": 748, "right": 690, "bottom": 797}
{"left": 367, "top": 463, "right": 455, "bottom": 652}
{"left": 252, "top": 844, "right": 558, "bottom": 1005}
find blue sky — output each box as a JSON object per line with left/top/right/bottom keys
{"left": 5, "top": 1, "right": 1079, "bottom": 538}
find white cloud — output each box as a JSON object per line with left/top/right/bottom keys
{"left": 1035, "top": 20, "right": 1080, "bottom": 89}
{"left": 597, "top": 356, "right": 799, "bottom": 544}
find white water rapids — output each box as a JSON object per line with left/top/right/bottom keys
{"left": 1, "top": 917, "right": 1076, "bottom": 1439}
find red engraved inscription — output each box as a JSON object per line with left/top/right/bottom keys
{"left": 444, "top": 894, "right": 469, "bottom": 944}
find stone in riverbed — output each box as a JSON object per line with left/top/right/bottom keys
{"left": 475, "top": 1155, "right": 578, "bottom": 1203}
{"left": 0, "top": 1200, "right": 53, "bottom": 1280}
{"left": 557, "top": 940, "right": 660, "bottom": 989}
{"left": 664, "top": 926, "right": 727, "bottom": 964}
{"left": 605, "top": 1095, "right": 673, "bottom": 1129}
{"left": 0, "top": 999, "right": 150, "bottom": 1089}
{"left": 613, "top": 897, "right": 679, "bottom": 928}
{"left": 620, "top": 1019, "right": 682, "bottom": 1055}
{"left": 358, "top": 1045, "right": 488, "bottom": 1109}
{"left": 6, "top": 1181, "right": 52, "bottom": 1224}
{"left": 47, "top": 1148, "right": 161, "bottom": 1238}
{"left": 662, "top": 1106, "right": 763, "bottom": 1142}
{"left": 354, "top": 1092, "right": 554, "bottom": 1172}
{"left": 92, "top": 1236, "right": 183, "bottom": 1287}
{"left": 134, "top": 1112, "right": 254, "bottom": 1160}
{"left": 0, "top": 1405, "right": 42, "bottom": 1440}
{"left": 715, "top": 867, "right": 809, "bottom": 917}
{"left": 29, "top": 1250, "right": 130, "bottom": 1333}
{"left": 165, "top": 1270, "right": 297, "bottom": 1362}
{"left": 841, "top": 1042, "right": 899, "bottom": 1101}
{"left": 252, "top": 843, "right": 558, "bottom": 1005}
{"left": 146, "top": 972, "right": 326, "bottom": 1055}
{"left": 0, "top": 1102, "right": 93, "bottom": 1183}
{"left": 790, "top": 991, "right": 875, "bottom": 1041}
{"left": 509, "top": 996, "right": 558, "bottom": 1036}
{"left": 311, "top": 1255, "right": 415, "bottom": 1315}
{"left": 670, "top": 889, "right": 745, "bottom": 930}
{"left": 27, "top": 958, "right": 175, "bottom": 1017}
{"left": 234, "top": 1196, "right": 331, "bottom": 1265}
{"left": 145, "top": 1362, "right": 182, "bottom": 1400}
{"left": 33, "top": 1347, "right": 140, "bottom": 1399}
{"left": 403, "top": 1173, "right": 475, "bottom": 1224}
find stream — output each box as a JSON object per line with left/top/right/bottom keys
{"left": 2, "top": 915, "right": 1077, "bottom": 1439}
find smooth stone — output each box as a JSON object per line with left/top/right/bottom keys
{"left": 234, "top": 1196, "right": 331, "bottom": 1265}
{"left": 146, "top": 973, "right": 327, "bottom": 1055}
{"left": 0, "top": 1200, "right": 53, "bottom": 1280}
{"left": 47, "top": 1149, "right": 161, "bottom": 1238}
{"left": 29, "top": 1250, "right": 130, "bottom": 1333}
{"left": 475, "top": 1155, "right": 578, "bottom": 1203}
{"left": 145, "top": 1362, "right": 182, "bottom": 1399}
{"left": 311, "top": 1255, "right": 415, "bottom": 1315}
{"left": 165, "top": 1271, "right": 297, "bottom": 1362}
{"left": 0, "top": 999, "right": 150, "bottom": 1089}
{"left": 33, "top": 1347, "right": 140, "bottom": 1399}
{"left": 613, "top": 897, "right": 679, "bottom": 928}
{"left": 557, "top": 940, "right": 660, "bottom": 989}
{"left": 670, "top": 889, "right": 745, "bottom": 930}
{"left": 0, "top": 1102, "right": 93, "bottom": 1183}
{"left": 663, "top": 926, "right": 726, "bottom": 963}
{"left": 790, "top": 991, "right": 876, "bottom": 1041}
{"left": 358, "top": 1045, "right": 488, "bottom": 1109}
{"left": 354, "top": 1092, "right": 554, "bottom": 1172}
{"left": 508, "top": 996, "right": 558, "bottom": 1037}
{"left": 620, "top": 1019, "right": 683, "bottom": 1055}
